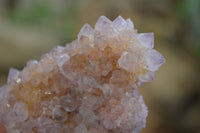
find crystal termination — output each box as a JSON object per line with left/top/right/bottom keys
{"left": 0, "top": 16, "right": 165, "bottom": 133}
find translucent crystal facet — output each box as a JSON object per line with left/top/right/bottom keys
{"left": 138, "top": 33, "right": 154, "bottom": 48}
{"left": 0, "top": 16, "right": 165, "bottom": 133}
{"left": 78, "top": 24, "right": 95, "bottom": 41}
{"left": 113, "top": 16, "right": 127, "bottom": 32}
{"left": 144, "top": 49, "right": 165, "bottom": 71}
{"left": 126, "top": 18, "right": 134, "bottom": 29}
{"left": 13, "top": 102, "right": 29, "bottom": 122}
{"left": 7, "top": 68, "right": 20, "bottom": 84}
{"left": 95, "top": 16, "right": 115, "bottom": 37}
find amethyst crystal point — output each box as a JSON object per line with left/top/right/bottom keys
{"left": 7, "top": 68, "right": 20, "bottom": 84}
{"left": 113, "top": 16, "right": 127, "bottom": 31}
{"left": 95, "top": 16, "right": 115, "bottom": 37}
{"left": 0, "top": 16, "right": 165, "bottom": 133}
{"left": 126, "top": 18, "right": 134, "bottom": 29}
{"left": 138, "top": 33, "right": 154, "bottom": 48}
{"left": 144, "top": 49, "right": 165, "bottom": 71}
{"left": 78, "top": 23, "right": 95, "bottom": 41}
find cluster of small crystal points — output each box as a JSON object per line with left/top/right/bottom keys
{"left": 0, "top": 16, "right": 165, "bottom": 133}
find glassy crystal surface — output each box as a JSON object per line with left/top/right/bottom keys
{"left": 0, "top": 16, "right": 165, "bottom": 133}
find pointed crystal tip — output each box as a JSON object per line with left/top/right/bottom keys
{"left": 95, "top": 16, "right": 112, "bottom": 31}
{"left": 145, "top": 49, "right": 166, "bottom": 71}
{"left": 78, "top": 23, "right": 94, "bottom": 41}
{"left": 138, "top": 33, "right": 154, "bottom": 48}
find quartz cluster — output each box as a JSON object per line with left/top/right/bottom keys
{"left": 0, "top": 16, "right": 165, "bottom": 133}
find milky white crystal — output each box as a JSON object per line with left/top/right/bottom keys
{"left": 0, "top": 16, "right": 165, "bottom": 133}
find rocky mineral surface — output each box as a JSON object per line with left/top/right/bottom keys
{"left": 0, "top": 16, "right": 165, "bottom": 133}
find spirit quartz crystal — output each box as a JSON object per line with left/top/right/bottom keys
{"left": 0, "top": 16, "right": 165, "bottom": 133}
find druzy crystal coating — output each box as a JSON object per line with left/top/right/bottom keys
{"left": 0, "top": 16, "right": 165, "bottom": 133}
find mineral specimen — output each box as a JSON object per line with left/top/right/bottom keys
{"left": 0, "top": 16, "right": 165, "bottom": 133}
